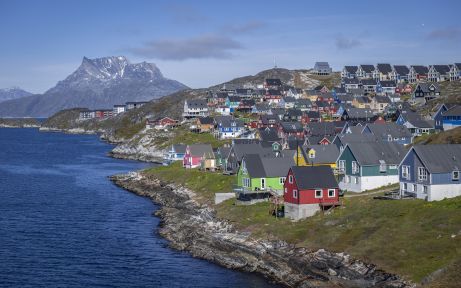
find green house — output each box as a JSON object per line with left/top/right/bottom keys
{"left": 336, "top": 142, "right": 406, "bottom": 192}
{"left": 237, "top": 153, "right": 295, "bottom": 194}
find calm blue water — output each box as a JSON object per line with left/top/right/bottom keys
{"left": 0, "top": 128, "right": 277, "bottom": 288}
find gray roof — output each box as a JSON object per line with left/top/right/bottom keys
{"left": 187, "top": 99, "right": 207, "bottom": 108}
{"left": 365, "top": 123, "right": 412, "bottom": 139}
{"left": 243, "top": 154, "right": 294, "bottom": 178}
{"left": 291, "top": 166, "right": 338, "bottom": 190}
{"left": 343, "top": 78, "right": 360, "bottom": 85}
{"left": 172, "top": 144, "right": 187, "bottom": 154}
{"left": 306, "top": 122, "right": 336, "bottom": 136}
{"left": 393, "top": 65, "right": 409, "bottom": 75}
{"left": 376, "top": 63, "right": 392, "bottom": 74}
{"left": 334, "top": 133, "right": 378, "bottom": 146}
{"left": 379, "top": 80, "right": 396, "bottom": 88}
{"left": 346, "top": 142, "right": 406, "bottom": 165}
{"left": 415, "top": 82, "right": 440, "bottom": 93}
{"left": 188, "top": 144, "right": 213, "bottom": 157}
{"left": 345, "top": 108, "right": 374, "bottom": 119}
{"left": 233, "top": 143, "right": 273, "bottom": 161}
{"left": 344, "top": 66, "right": 358, "bottom": 73}
{"left": 306, "top": 135, "right": 334, "bottom": 145}
{"left": 306, "top": 145, "right": 340, "bottom": 164}
{"left": 442, "top": 105, "right": 461, "bottom": 117}
{"left": 373, "top": 95, "right": 392, "bottom": 104}
{"left": 345, "top": 125, "right": 364, "bottom": 134}
{"left": 431, "top": 65, "right": 450, "bottom": 74}
{"left": 413, "top": 144, "right": 461, "bottom": 173}
{"left": 403, "top": 112, "right": 434, "bottom": 128}
{"left": 361, "top": 78, "right": 377, "bottom": 86}
{"left": 258, "top": 127, "right": 280, "bottom": 142}
{"left": 283, "top": 96, "right": 296, "bottom": 103}
{"left": 411, "top": 65, "right": 428, "bottom": 74}
{"left": 360, "top": 65, "right": 375, "bottom": 73}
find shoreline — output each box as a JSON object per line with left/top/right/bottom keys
{"left": 110, "top": 172, "right": 412, "bottom": 288}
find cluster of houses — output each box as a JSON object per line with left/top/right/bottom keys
{"left": 79, "top": 101, "right": 148, "bottom": 120}
{"left": 156, "top": 71, "right": 461, "bottom": 220}
{"left": 341, "top": 63, "right": 461, "bottom": 83}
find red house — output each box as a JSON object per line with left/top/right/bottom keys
{"left": 183, "top": 144, "right": 213, "bottom": 169}
{"left": 146, "top": 117, "right": 178, "bottom": 129}
{"left": 284, "top": 166, "right": 340, "bottom": 220}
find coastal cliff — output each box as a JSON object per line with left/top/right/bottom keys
{"left": 111, "top": 172, "right": 412, "bottom": 288}
{"left": 0, "top": 118, "right": 41, "bottom": 128}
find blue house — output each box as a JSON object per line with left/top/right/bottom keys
{"left": 432, "top": 103, "right": 451, "bottom": 131}
{"left": 442, "top": 105, "right": 461, "bottom": 131}
{"left": 215, "top": 117, "right": 245, "bottom": 139}
{"left": 163, "top": 144, "right": 187, "bottom": 164}
{"left": 225, "top": 96, "right": 241, "bottom": 111}
{"left": 399, "top": 144, "right": 461, "bottom": 201}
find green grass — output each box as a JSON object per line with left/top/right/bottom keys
{"left": 144, "top": 150, "right": 461, "bottom": 285}
{"left": 153, "top": 127, "right": 229, "bottom": 149}
{"left": 145, "top": 162, "right": 235, "bottom": 203}
{"left": 217, "top": 195, "right": 461, "bottom": 283}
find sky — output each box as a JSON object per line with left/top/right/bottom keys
{"left": 0, "top": 0, "right": 460, "bottom": 93}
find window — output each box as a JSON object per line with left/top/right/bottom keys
{"left": 423, "top": 186, "right": 428, "bottom": 194}
{"left": 309, "top": 151, "right": 315, "bottom": 159}
{"left": 288, "top": 175, "right": 293, "bottom": 183}
{"left": 389, "top": 165, "right": 397, "bottom": 170}
{"left": 293, "top": 189, "right": 298, "bottom": 199}
{"left": 379, "top": 160, "right": 386, "bottom": 173}
{"left": 403, "top": 183, "right": 408, "bottom": 191}
{"left": 279, "top": 177, "right": 286, "bottom": 184}
{"left": 452, "top": 171, "right": 459, "bottom": 181}
{"left": 413, "top": 184, "right": 417, "bottom": 192}
{"left": 328, "top": 189, "right": 335, "bottom": 198}
{"left": 261, "top": 178, "right": 266, "bottom": 189}
{"left": 354, "top": 177, "right": 359, "bottom": 184}
{"left": 243, "top": 178, "right": 251, "bottom": 188}
{"left": 338, "top": 160, "right": 345, "bottom": 172}
{"left": 352, "top": 161, "right": 359, "bottom": 174}
{"left": 402, "top": 165, "right": 410, "bottom": 179}
{"left": 418, "top": 167, "right": 428, "bottom": 181}
{"left": 315, "top": 189, "right": 323, "bottom": 198}
{"left": 284, "top": 187, "right": 287, "bottom": 194}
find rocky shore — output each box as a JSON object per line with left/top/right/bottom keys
{"left": 0, "top": 118, "right": 41, "bottom": 128}
{"left": 111, "top": 172, "right": 414, "bottom": 288}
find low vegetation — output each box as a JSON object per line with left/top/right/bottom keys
{"left": 146, "top": 162, "right": 461, "bottom": 285}
{"left": 414, "top": 127, "right": 461, "bottom": 145}
{"left": 152, "top": 126, "right": 229, "bottom": 149}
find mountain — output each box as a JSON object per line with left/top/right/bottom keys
{"left": 0, "top": 56, "right": 188, "bottom": 117}
{"left": 0, "top": 87, "right": 33, "bottom": 103}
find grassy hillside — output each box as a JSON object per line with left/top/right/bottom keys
{"left": 414, "top": 127, "right": 461, "bottom": 144}
{"left": 145, "top": 163, "right": 461, "bottom": 286}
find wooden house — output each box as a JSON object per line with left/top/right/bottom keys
{"left": 183, "top": 144, "right": 213, "bottom": 169}
{"left": 284, "top": 166, "right": 340, "bottom": 220}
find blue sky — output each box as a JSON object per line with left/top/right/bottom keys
{"left": 0, "top": 0, "right": 460, "bottom": 93}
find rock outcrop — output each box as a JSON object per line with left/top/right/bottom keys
{"left": 111, "top": 172, "right": 414, "bottom": 288}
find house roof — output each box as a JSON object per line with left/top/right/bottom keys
{"left": 233, "top": 143, "right": 273, "bottom": 161}
{"left": 412, "top": 144, "right": 461, "bottom": 173}
{"left": 343, "top": 78, "right": 360, "bottom": 84}
{"left": 281, "top": 122, "right": 304, "bottom": 133}
{"left": 306, "top": 135, "right": 334, "bottom": 145}
{"left": 431, "top": 65, "right": 450, "bottom": 74}
{"left": 172, "top": 144, "right": 187, "bottom": 154}
{"left": 227, "top": 96, "right": 241, "bottom": 102}
{"left": 344, "top": 66, "right": 358, "bottom": 73}
{"left": 404, "top": 112, "right": 435, "bottom": 129}
{"left": 411, "top": 65, "right": 428, "bottom": 74}
{"left": 187, "top": 99, "right": 207, "bottom": 108}
{"left": 254, "top": 102, "right": 271, "bottom": 111}
{"left": 346, "top": 142, "right": 406, "bottom": 165}
{"left": 376, "top": 63, "right": 392, "bottom": 74}
{"left": 415, "top": 82, "right": 440, "bottom": 94}
{"left": 188, "top": 144, "right": 213, "bottom": 157}
{"left": 291, "top": 166, "right": 338, "bottom": 190}
{"left": 379, "top": 80, "right": 397, "bottom": 88}
{"left": 334, "top": 133, "right": 378, "bottom": 146}
{"left": 314, "top": 62, "right": 331, "bottom": 69}
{"left": 265, "top": 78, "right": 282, "bottom": 86}
{"left": 365, "top": 123, "right": 411, "bottom": 138}
{"left": 361, "top": 78, "right": 377, "bottom": 86}
{"left": 266, "top": 89, "right": 282, "bottom": 96}
{"left": 373, "top": 95, "right": 391, "bottom": 104}
{"left": 283, "top": 96, "right": 296, "bottom": 103}
{"left": 306, "top": 144, "right": 340, "bottom": 164}
{"left": 360, "top": 65, "right": 375, "bottom": 73}
{"left": 295, "top": 98, "right": 312, "bottom": 107}
{"left": 284, "top": 108, "right": 303, "bottom": 117}
{"left": 198, "top": 117, "right": 214, "bottom": 125}
{"left": 306, "top": 122, "right": 336, "bottom": 136}
{"left": 393, "top": 65, "right": 410, "bottom": 75}
{"left": 442, "top": 105, "right": 461, "bottom": 117}
{"left": 258, "top": 127, "right": 280, "bottom": 142}
{"left": 243, "top": 154, "right": 294, "bottom": 178}
{"left": 355, "top": 96, "right": 371, "bottom": 104}
{"left": 345, "top": 108, "right": 374, "bottom": 119}
{"left": 219, "top": 118, "right": 244, "bottom": 128}
{"left": 455, "top": 63, "right": 461, "bottom": 70}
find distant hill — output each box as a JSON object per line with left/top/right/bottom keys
{"left": 0, "top": 87, "right": 33, "bottom": 103}
{"left": 415, "top": 127, "right": 461, "bottom": 145}
{"left": 0, "top": 56, "right": 188, "bottom": 117}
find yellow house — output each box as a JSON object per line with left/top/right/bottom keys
{"left": 352, "top": 96, "right": 371, "bottom": 109}
{"left": 304, "top": 145, "right": 339, "bottom": 169}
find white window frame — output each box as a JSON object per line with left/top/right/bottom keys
{"left": 354, "top": 177, "right": 359, "bottom": 184}
{"left": 338, "top": 160, "right": 345, "bottom": 172}
{"left": 288, "top": 175, "right": 293, "bottom": 183}
{"left": 352, "top": 161, "right": 359, "bottom": 174}
{"left": 261, "top": 178, "right": 266, "bottom": 189}
{"left": 293, "top": 189, "right": 298, "bottom": 199}
{"left": 328, "top": 189, "right": 335, "bottom": 198}
{"left": 402, "top": 165, "right": 410, "bottom": 180}
{"left": 452, "top": 171, "right": 460, "bottom": 181}
{"left": 279, "top": 177, "right": 286, "bottom": 184}
{"left": 413, "top": 184, "right": 417, "bottom": 192}
{"left": 403, "top": 183, "right": 408, "bottom": 191}
{"left": 418, "top": 167, "right": 428, "bottom": 181}
{"left": 315, "top": 189, "right": 323, "bottom": 198}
